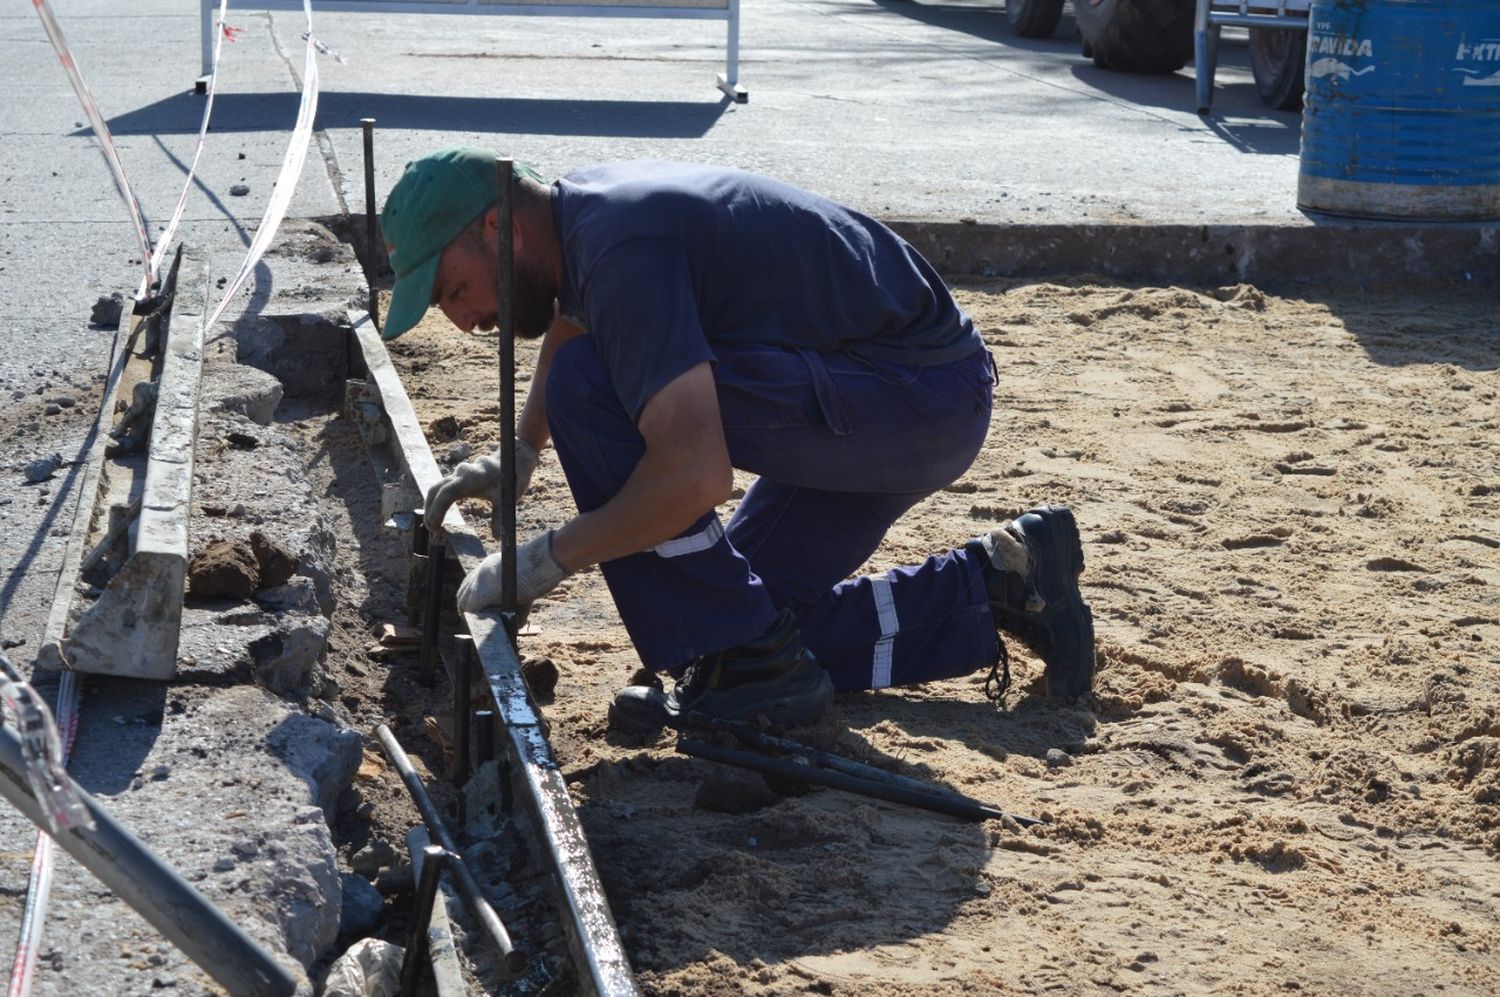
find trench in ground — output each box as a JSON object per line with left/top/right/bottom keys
{"left": 274, "top": 351, "right": 573, "bottom": 993}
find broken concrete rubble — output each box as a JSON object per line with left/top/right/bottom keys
{"left": 18, "top": 226, "right": 389, "bottom": 994}
{"left": 212, "top": 362, "right": 285, "bottom": 426}
{"left": 266, "top": 706, "right": 362, "bottom": 818}
{"left": 338, "top": 871, "right": 385, "bottom": 938}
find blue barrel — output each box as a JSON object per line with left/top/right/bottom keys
{"left": 1299, "top": 0, "right": 1500, "bottom": 220}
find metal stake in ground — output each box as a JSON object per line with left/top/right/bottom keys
{"left": 375, "top": 724, "right": 523, "bottom": 975}
{"left": 453, "top": 635, "right": 474, "bottom": 786}
{"left": 496, "top": 159, "right": 518, "bottom": 614}
{"left": 399, "top": 844, "right": 450, "bottom": 995}
{"left": 361, "top": 117, "right": 379, "bottom": 333}
{"left": 418, "top": 541, "right": 446, "bottom": 687}
{"left": 475, "top": 710, "right": 496, "bottom": 766}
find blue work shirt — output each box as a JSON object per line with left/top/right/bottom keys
{"left": 552, "top": 161, "right": 982, "bottom": 423}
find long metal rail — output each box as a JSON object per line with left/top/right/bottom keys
{"left": 344, "top": 309, "right": 639, "bottom": 995}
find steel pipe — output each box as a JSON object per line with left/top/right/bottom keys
{"left": 676, "top": 737, "right": 1043, "bottom": 826}
{"left": 375, "top": 724, "right": 522, "bottom": 974}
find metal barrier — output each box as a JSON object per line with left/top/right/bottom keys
{"left": 1195, "top": 0, "right": 1310, "bottom": 112}
{"left": 201, "top": 0, "right": 747, "bottom": 102}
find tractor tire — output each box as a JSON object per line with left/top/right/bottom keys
{"left": 1249, "top": 26, "right": 1306, "bottom": 111}
{"left": 1007, "top": 0, "right": 1065, "bottom": 39}
{"left": 1075, "top": 0, "right": 1195, "bottom": 74}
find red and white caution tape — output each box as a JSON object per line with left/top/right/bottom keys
{"left": 7, "top": 671, "right": 79, "bottom": 997}
{"left": 15, "top": 2, "right": 327, "bottom": 993}
{"left": 30, "top": 0, "right": 152, "bottom": 293}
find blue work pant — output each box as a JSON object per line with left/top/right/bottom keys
{"left": 545, "top": 337, "right": 1001, "bottom": 691}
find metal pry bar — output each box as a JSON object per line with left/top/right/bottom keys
{"left": 676, "top": 730, "right": 1045, "bottom": 827}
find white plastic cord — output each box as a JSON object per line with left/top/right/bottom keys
{"left": 204, "top": 0, "right": 321, "bottom": 334}
{"left": 149, "top": 0, "right": 232, "bottom": 283}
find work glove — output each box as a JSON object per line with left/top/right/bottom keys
{"left": 425, "top": 439, "right": 541, "bottom": 537}
{"left": 457, "top": 530, "right": 571, "bottom": 614}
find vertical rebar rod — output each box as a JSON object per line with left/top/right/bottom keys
{"left": 419, "top": 542, "right": 446, "bottom": 687}
{"left": 376, "top": 725, "right": 522, "bottom": 974}
{"left": 407, "top": 512, "right": 429, "bottom": 628}
{"left": 475, "top": 710, "right": 496, "bottom": 766}
{"left": 496, "top": 159, "right": 517, "bottom": 613}
{"left": 411, "top": 511, "right": 430, "bottom": 557}
{"left": 453, "top": 636, "right": 473, "bottom": 786}
{"left": 398, "top": 844, "right": 448, "bottom": 995}
{"left": 361, "top": 117, "right": 380, "bottom": 332}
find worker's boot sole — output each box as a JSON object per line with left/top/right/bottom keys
{"left": 977, "top": 504, "right": 1096, "bottom": 700}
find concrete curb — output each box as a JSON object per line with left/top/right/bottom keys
{"left": 891, "top": 219, "right": 1500, "bottom": 287}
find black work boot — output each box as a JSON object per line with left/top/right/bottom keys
{"left": 969, "top": 504, "right": 1096, "bottom": 700}
{"left": 608, "top": 610, "right": 833, "bottom": 735}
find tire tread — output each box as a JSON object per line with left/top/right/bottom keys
{"left": 1076, "top": 0, "right": 1195, "bottom": 74}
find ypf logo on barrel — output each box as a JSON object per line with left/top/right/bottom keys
{"left": 1454, "top": 36, "right": 1500, "bottom": 87}
{"left": 1307, "top": 25, "right": 1376, "bottom": 83}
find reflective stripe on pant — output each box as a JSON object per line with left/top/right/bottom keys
{"left": 545, "top": 335, "right": 998, "bottom": 684}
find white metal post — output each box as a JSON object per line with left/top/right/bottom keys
{"left": 717, "top": 0, "right": 746, "bottom": 102}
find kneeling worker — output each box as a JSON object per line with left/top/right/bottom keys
{"left": 380, "top": 148, "right": 1096, "bottom": 733}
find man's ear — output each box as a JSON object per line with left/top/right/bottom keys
{"left": 480, "top": 205, "right": 524, "bottom": 254}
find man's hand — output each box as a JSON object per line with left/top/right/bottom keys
{"left": 456, "top": 530, "right": 571, "bottom": 614}
{"left": 425, "top": 439, "right": 541, "bottom": 535}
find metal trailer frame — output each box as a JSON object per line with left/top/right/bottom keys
{"left": 1195, "top": 0, "right": 1311, "bottom": 113}
{"left": 201, "top": 0, "right": 747, "bottom": 103}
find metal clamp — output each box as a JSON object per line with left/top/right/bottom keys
{"left": 0, "top": 654, "right": 92, "bottom": 835}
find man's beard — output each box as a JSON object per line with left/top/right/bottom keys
{"left": 512, "top": 256, "right": 555, "bottom": 340}
{"left": 475, "top": 256, "right": 555, "bottom": 339}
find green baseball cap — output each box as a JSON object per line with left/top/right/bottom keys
{"left": 379, "top": 147, "right": 541, "bottom": 340}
